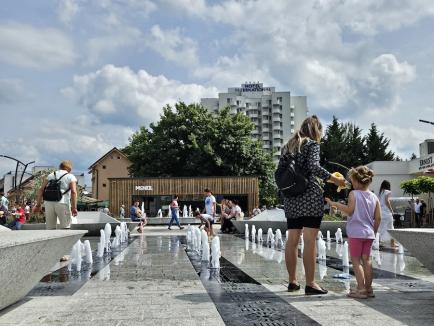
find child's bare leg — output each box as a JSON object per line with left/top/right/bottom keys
{"left": 351, "top": 256, "right": 366, "bottom": 291}
{"left": 361, "top": 255, "right": 373, "bottom": 290}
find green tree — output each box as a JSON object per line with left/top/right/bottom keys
{"left": 343, "top": 122, "right": 366, "bottom": 167}
{"left": 415, "top": 176, "right": 434, "bottom": 220}
{"left": 124, "top": 102, "right": 277, "bottom": 206}
{"left": 365, "top": 123, "right": 395, "bottom": 163}
{"left": 400, "top": 179, "right": 421, "bottom": 199}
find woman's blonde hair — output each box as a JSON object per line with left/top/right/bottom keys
{"left": 282, "top": 115, "right": 323, "bottom": 154}
{"left": 348, "top": 166, "right": 374, "bottom": 186}
{"left": 59, "top": 160, "right": 73, "bottom": 172}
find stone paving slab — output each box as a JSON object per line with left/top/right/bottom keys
{"left": 0, "top": 234, "right": 224, "bottom": 326}
{"left": 219, "top": 233, "right": 434, "bottom": 326}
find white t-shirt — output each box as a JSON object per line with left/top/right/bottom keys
{"left": 231, "top": 205, "right": 242, "bottom": 217}
{"left": 205, "top": 195, "right": 216, "bottom": 215}
{"left": 46, "top": 170, "right": 77, "bottom": 205}
{"left": 415, "top": 202, "right": 422, "bottom": 213}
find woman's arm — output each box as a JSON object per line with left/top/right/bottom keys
{"left": 326, "top": 191, "right": 356, "bottom": 216}
{"left": 385, "top": 192, "right": 394, "bottom": 214}
{"left": 374, "top": 200, "right": 381, "bottom": 233}
{"left": 307, "top": 142, "right": 346, "bottom": 187}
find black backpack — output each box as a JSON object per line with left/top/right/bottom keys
{"left": 43, "top": 172, "right": 70, "bottom": 202}
{"left": 275, "top": 152, "right": 308, "bottom": 198}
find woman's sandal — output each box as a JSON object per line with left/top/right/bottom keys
{"left": 366, "top": 288, "right": 375, "bottom": 298}
{"left": 347, "top": 288, "right": 368, "bottom": 299}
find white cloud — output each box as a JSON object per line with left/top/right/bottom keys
{"left": 85, "top": 25, "right": 142, "bottom": 65}
{"left": 0, "top": 79, "right": 27, "bottom": 104}
{"left": 145, "top": 25, "right": 199, "bottom": 66}
{"left": 0, "top": 23, "right": 76, "bottom": 69}
{"left": 57, "top": 0, "right": 80, "bottom": 25}
{"left": 62, "top": 64, "right": 218, "bottom": 126}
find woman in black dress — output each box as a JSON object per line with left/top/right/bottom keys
{"left": 282, "top": 115, "right": 346, "bottom": 295}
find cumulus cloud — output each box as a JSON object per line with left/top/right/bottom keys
{"left": 62, "top": 64, "right": 218, "bottom": 126}
{"left": 57, "top": 0, "right": 80, "bottom": 25}
{"left": 0, "top": 23, "right": 76, "bottom": 69}
{"left": 144, "top": 25, "right": 199, "bottom": 66}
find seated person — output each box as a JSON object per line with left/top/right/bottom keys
{"left": 7, "top": 202, "right": 25, "bottom": 230}
{"left": 252, "top": 206, "right": 261, "bottom": 216}
{"left": 194, "top": 211, "right": 214, "bottom": 237}
{"left": 221, "top": 200, "right": 242, "bottom": 233}
{"left": 130, "top": 201, "right": 147, "bottom": 231}
{"left": 219, "top": 199, "right": 232, "bottom": 226}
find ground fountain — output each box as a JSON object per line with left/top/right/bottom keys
{"left": 183, "top": 205, "right": 188, "bottom": 218}
{"left": 251, "top": 225, "right": 256, "bottom": 242}
{"left": 97, "top": 229, "right": 106, "bottom": 258}
{"left": 104, "top": 223, "right": 112, "bottom": 252}
{"left": 335, "top": 228, "right": 343, "bottom": 243}
{"left": 211, "top": 236, "right": 221, "bottom": 269}
{"left": 245, "top": 224, "right": 249, "bottom": 239}
{"left": 275, "top": 229, "right": 284, "bottom": 248}
{"left": 317, "top": 237, "right": 327, "bottom": 261}
{"left": 266, "top": 228, "right": 274, "bottom": 247}
{"left": 83, "top": 240, "right": 93, "bottom": 264}
{"left": 195, "top": 227, "right": 202, "bottom": 253}
{"left": 201, "top": 230, "right": 210, "bottom": 261}
{"left": 157, "top": 209, "right": 163, "bottom": 218}
{"left": 342, "top": 241, "right": 350, "bottom": 267}
{"left": 398, "top": 243, "right": 404, "bottom": 254}
{"left": 257, "top": 228, "right": 263, "bottom": 242}
{"left": 326, "top": 230, "right": 331, "bottom": 242}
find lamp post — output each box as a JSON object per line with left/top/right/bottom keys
{"left": 419, "top": 119, "right": 434, "bottom": 126}
{"left": 0, "top": 155, "right": 35, "bottom": 202}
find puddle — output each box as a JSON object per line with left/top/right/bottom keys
{"left": 28, "top": 237, "right": 134, "bottom": 296}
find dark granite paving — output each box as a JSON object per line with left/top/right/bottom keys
{"left": 183, "top": 237, "right": 320, "bottom": 326}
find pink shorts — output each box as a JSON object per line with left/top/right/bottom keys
{"left": 348, "top": 238, "right": 374, "bottom": 257}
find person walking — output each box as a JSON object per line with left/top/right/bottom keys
{"left": 282, "top": 115, "right": 346, "bottom": 295}
{"left": 33, "top": 160, "right": 78, "bottom": 230}
{"left": 168, "top": 195, "right": 184, "bottom": 230}
{"left": 203, "top": 188, "right": 216, "bottom": 220}
{"left": 326, "top": 166, "right": 381, "bottom": 298}
{"left": 378, "top": 180, "right": 397, "bottom": 248}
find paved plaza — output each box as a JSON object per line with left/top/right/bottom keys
{"left": 1, "top": 226, "right": 434, "bottom": 325}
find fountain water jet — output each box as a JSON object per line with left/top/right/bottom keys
{"left": 257, "top": 228, "right": 263, "bottom": 242}
{"left": 201, "top": 230, "right": 210, "bottom": 261}
{"left": 211, "top": 236, "right": 221, "bottom": 269}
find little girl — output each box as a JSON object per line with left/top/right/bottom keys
{"left": 326, "top": 166, "right": 381, "bottom": 299}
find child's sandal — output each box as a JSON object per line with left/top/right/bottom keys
{"left": 347, "top": 289, "right": 368, "bottom": 299}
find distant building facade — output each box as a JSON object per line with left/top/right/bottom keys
{"left": 88, "top": 147, "right": 131, "bottom": 201}
{"left": 201, "top": 82, "right": 308, "bottom": 161}
{"left": 368, "top": 139, "right": 434, "bottom": 201}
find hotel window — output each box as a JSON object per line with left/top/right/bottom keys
{"left": 227, "top": 98, "right": 231, "bottom": 104}
{"left": 236, "top": 100, "right": 240, "bottom": 106}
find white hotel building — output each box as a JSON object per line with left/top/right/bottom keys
{"left": 201, "top": 82, "right": 308, "bottom": 161}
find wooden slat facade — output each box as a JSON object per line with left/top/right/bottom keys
{"left": 109, "top": 176, "right": 259, "bottom": 216}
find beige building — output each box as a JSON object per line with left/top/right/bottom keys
{"left": 88, "top": 147, "right": 131, "bottom": 201}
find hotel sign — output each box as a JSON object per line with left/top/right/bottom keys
{"left": 135, "top": 185, "right": 153, "bottom": 191}
{"left": 419, "top": 154, "right": 434, "bottom": 171}
{"left": 235, "top": 83, "right": 271, "bottom": 93}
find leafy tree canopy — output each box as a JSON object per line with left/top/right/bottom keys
{"left": 124, "top": 102, "right": 277, "bottom": 206}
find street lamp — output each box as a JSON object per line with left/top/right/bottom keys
{"left": 0, "top": 155, "right": 35, "bottom": 202}
{"left": 419, "top": 119, "right": 434, "bottom": 126}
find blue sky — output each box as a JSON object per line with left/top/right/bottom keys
{"left": 1, "top": 0, "right": 434, "bottom": 183}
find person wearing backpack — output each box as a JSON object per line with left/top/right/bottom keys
{"left": 33, "top": 160, "right": 78, "bottom": 230}
{"left": 280, "top": 116, "right": 345, "bottom": 295}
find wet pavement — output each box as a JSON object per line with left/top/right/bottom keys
{"left": 0, "top": 226, "right": 433, "bottom": 325}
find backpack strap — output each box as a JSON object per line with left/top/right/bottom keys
{"left": 54, "top": 172, "right": 72, "bottom": 195}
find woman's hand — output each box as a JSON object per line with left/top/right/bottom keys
{"left": 325, "top": 197, "right": 333, "bottom": 206}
